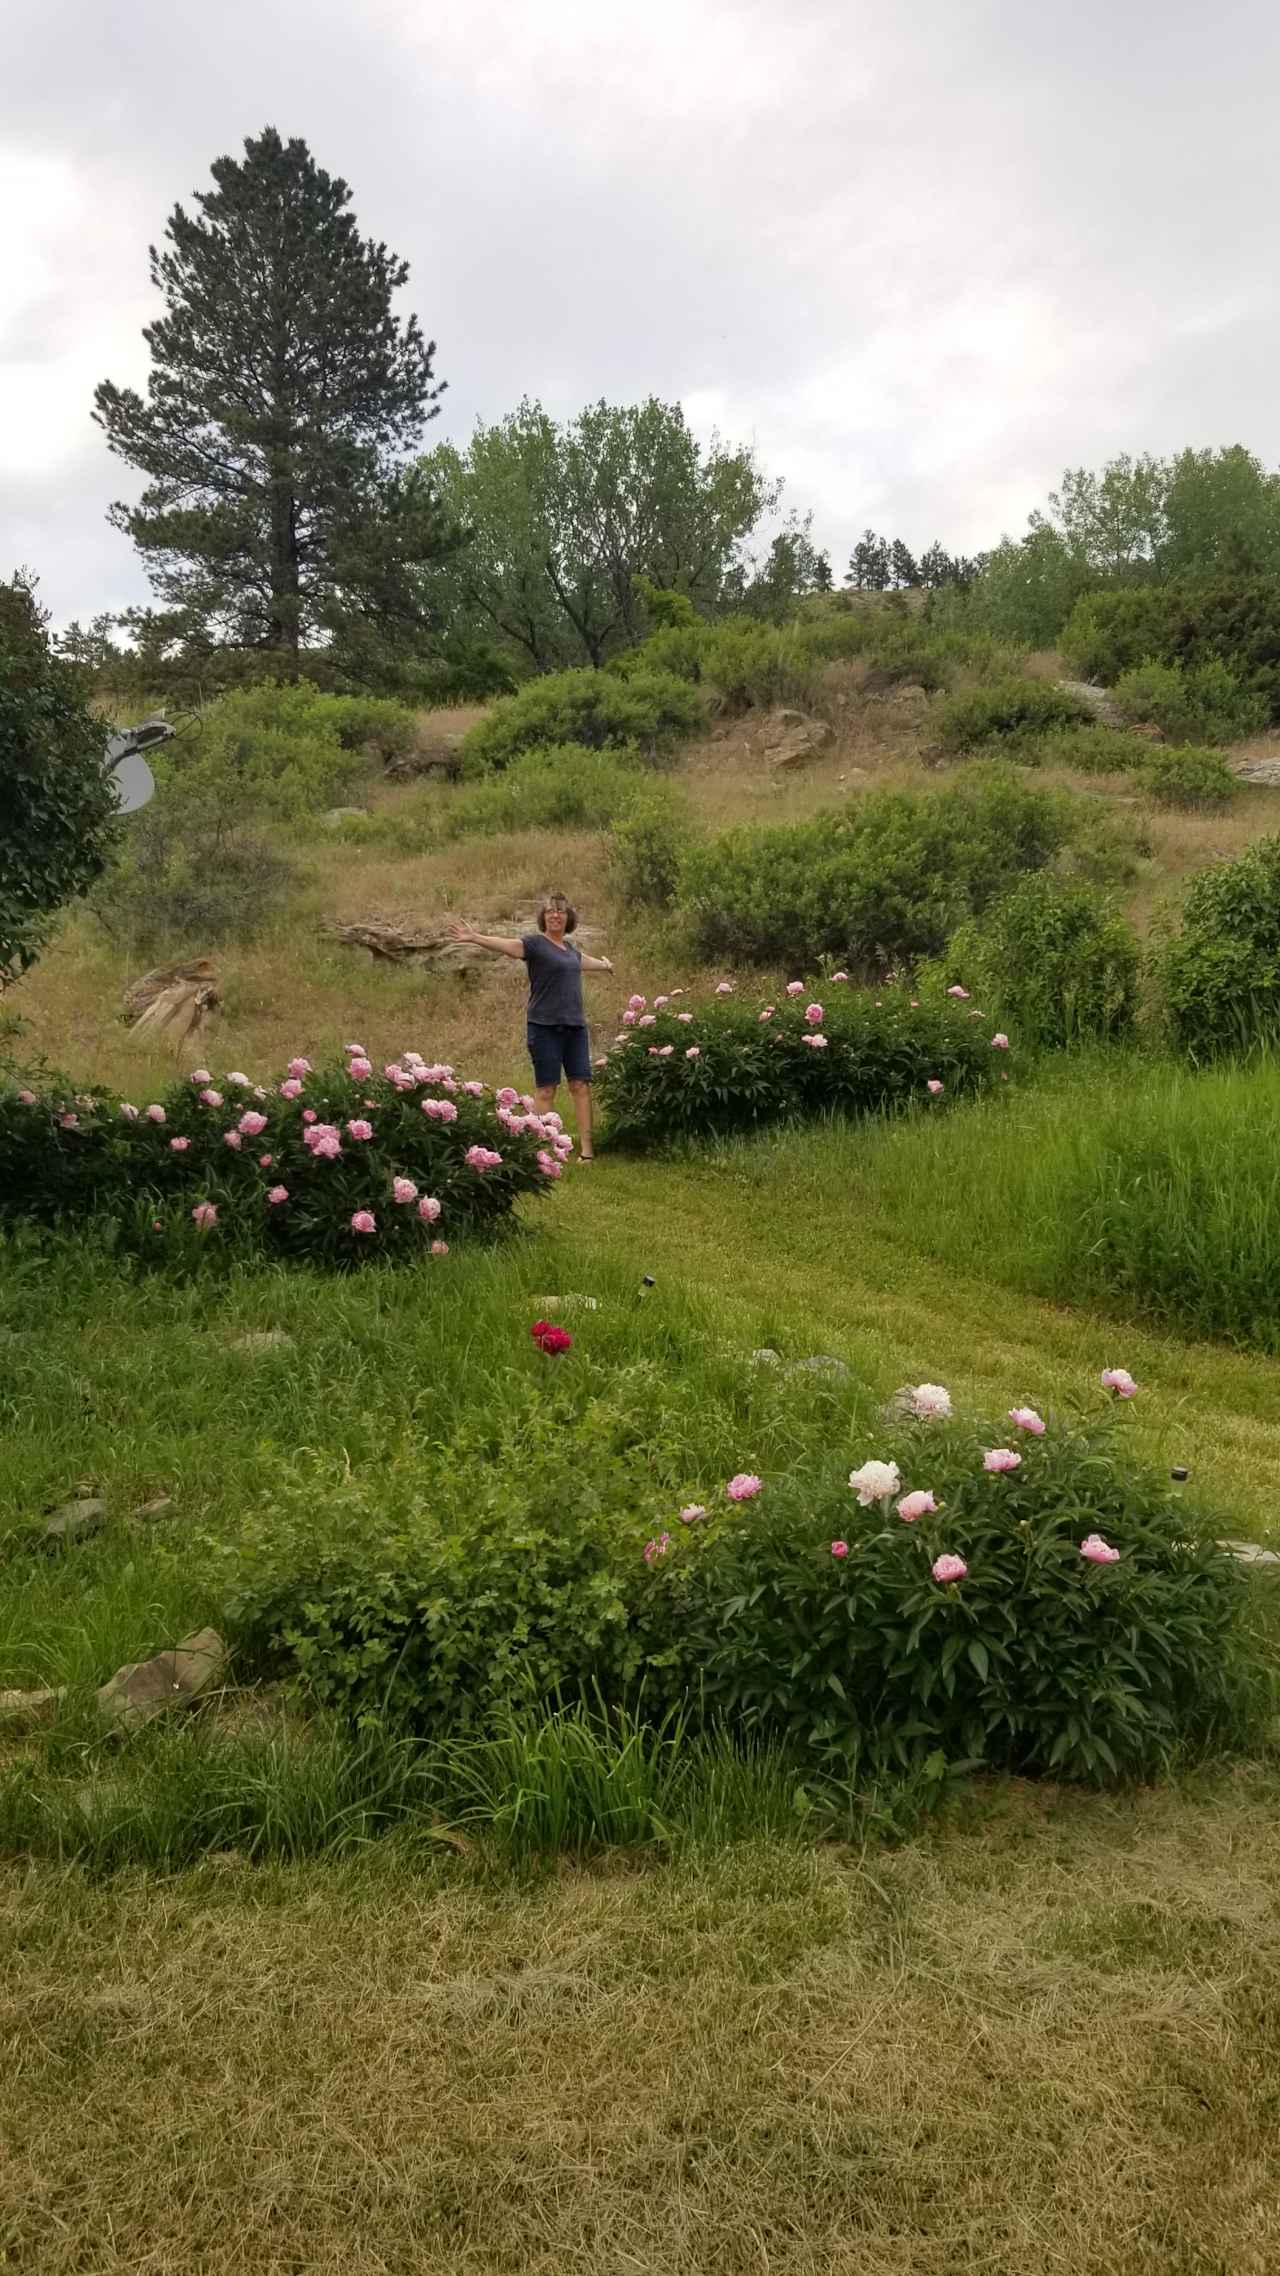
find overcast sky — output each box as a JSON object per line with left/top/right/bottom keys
{"left": 4, "top": 0, "right": 1279, "bottom": 626}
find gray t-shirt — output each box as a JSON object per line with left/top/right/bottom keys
{"left": 522, "top": 933, "right": 586, "bottom": 1026}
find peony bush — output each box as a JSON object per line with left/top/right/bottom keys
{"left": 223, "top": 1348, "right": 1253, "bottom": 1786}
{"left": 0, "top": 1046, "right": 562, "bottom": 1265}
{"left": 596, "top": 978, "right": 1011, "bottom": 1145}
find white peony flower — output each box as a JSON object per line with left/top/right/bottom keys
{"left": 849, "top": 1459, "right": 902, "bottom": 1506}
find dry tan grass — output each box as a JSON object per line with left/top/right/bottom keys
{"left": 4, "top": 1771, "right": 1280, "bottom": 2273}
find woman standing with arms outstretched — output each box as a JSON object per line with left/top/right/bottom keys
{"left": 448, "top": 893, "right": 614, "bottom": 1162}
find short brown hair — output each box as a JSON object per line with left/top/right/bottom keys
{"left": 537, "top": 893, "right": 577, "bottom": 934}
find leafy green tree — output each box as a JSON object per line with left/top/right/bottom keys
{"left": 889, "top": 538, "right": 920, "bottom": 590}
{"left": 811, "top": 550, "right": 834, "bottom": 593}
{"left": 1043, "top": 453, "right": 1168, "bottom": 576}
{"left": 422, "top": 398, "right": 775, "bottom": 671}
{"left": 847, "top": 530, "right": 891, "bottom": 590}
{"left": 740, "top": 514, "right": 828, "bottom": 620}
{"left": 1161, "top": 446, "right": 1280, "bottom": 578}
{"left": 94, "top": 127, "right": 460, "bottom": 680}
{"left": 1, "top": 578, "right": 118, "bottom": 988}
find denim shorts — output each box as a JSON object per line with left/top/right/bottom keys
{"left": 527, "top": 1022, "right": 592, "bottom": 1086}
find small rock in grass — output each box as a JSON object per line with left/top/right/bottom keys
{"left": 132, "top": 1496, "right": 176, "bottom": 1522}
{"left": 532, "top": 1295, "right": 600, "bottom": 1313}
{"left": 1222, "top": 1540, "right": 1280, "bottom": 1568}
{"left": 792, "top": 1355, "right": 851, "bottom": 1383}
{"left": 97, "top": 1628, "right": 228, "bottom": 1728}
{"left": 750, "top": 1348, "right": 783, "bottom": 1367}
{"left": 231, "top": 1330, "right": 295, "bottom": 1355}
{"left": 42, "top": 1498, "right": 107, "bottom": 1547}
{"left": 0, "top": 1686, "right": 66, "bottom": 1731}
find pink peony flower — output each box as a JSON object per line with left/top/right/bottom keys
{"left": 1101, "top": 1367, "right": 1137, "bottom": 1399}
{"left": 343, "top": 1042, "right": 365, "bottom": 1057}
{"left": 465, "top": 1144, "right": 502, "bottom": 1171}
{"left": 849, "top": 1459, "right": 901, "bottom": 1506}
{"left": 830, "top": 971, "right": 850, "bottom": 984}
{"left": 536, "top": 1150, "right": 563, "bottom": 1179}
{"left": 655, "top": 995, "right": 670, "bottom": 1008}
{"left": 120, "top": 1102, "right": 140, "bottom": 1121}
{"left": 17, "top": 1089, "right": 35, "bottom": 1105}
{"left": 267, "top": 1185, "right": 288, "bottom": 1205}
{"left": 1080, "top": 1534, "right": 1121, "bottom": 1565}
{"left": 430, "top": 1239, "right": 449, "bottom": 1256}
{"left": 927, "top": 1079, "right": 944, "bottom": 1096}
{"left": 190, "top": 1069, "right": 212, "bottom": 1085}
{"left": 628, "top": 994, "right": 647, "bottom": 1011}
{"left": 287, "top": 1058, "right": 311, "bottom": 1078}
{"left": 238, "top": 1110, "right": 268, "bottom": 1137}
{"left": 786, "top": 981, "right": 805, "bottom": 997}
{"left": 803, "top": 1006, "right": 823, "bottom": 1028}
{"left": 146, "top": 1104, "right": 166, "bottom": 1124}
{"left": 462, "top": 1080, "right": 486, "bottom": 1096}
{"left": 199, "top": 1088, "right": 223, "bottom": 1108}
{"left": 983, "top": 1448, "right": 1021, "bottom": 1473}
{"left": 715, "top": 981, "right": 734, "bottom": 995}
{"left": 685, "top": 1046, "right": 701, "bottom": 1059}
{"left": 422, "top": 1098, "right": 458, "bottom": 1123}
{"left": 392, "top": 1177, "right": 418, "bottom": 1204}
{"left": 304, "top": 1123, "right": 342, "bottom": 1160}
{"left": 947, "top": 986, "right": 970, "bottom": 1000}
{"left": 830, "top": 1539, "right": 850, "bottom": 1558}
{"left": 226, "top": 1071, "right": 249, "bottom": 1088}
{"left": 531, "top": 1319, "right": 572, "bottom": 1354}
{"left": 169, "top": 1136, "right": 190, "bottom": 1153}
{"left": 348, "top": 1056, "right": 373, "bottom": 1080}
{"left": 655, "top": 1044, "right": 674, "bottom": 1057}
{"left": 910, "top": 1383, "right": 952, "bottom": 1420}
{"left": 496, "top": 1087, "right": 520, "bottom": 1108}
{"left": 302, "top": 1108, "right": 317, "bottom": 1125}
{"left": 932, "top": 1553, "right": 968, "bottom": 1585}
{"left": 726, "top": 1473, "right": 763, "bottom": 1501}
{"left": 224, "top": 1129, "right": 243, "bottom": 1151}
{"left": 676, "top": 1011, "right": 693, "bottom": 1023}
{"left": 679, "top": 1504, "right": 707, "bottom": 1525}
{"left": 59, "top": 1113, "right": 79, "bottom": 1130}
{"left": 801, "top": 1034, "right": 829, "bottom": 1049}
{"left": 758, "top": 1007, "right": 775, "bottom": 1022}
{"left": 643, "top": 1533, "right": 672, "bottom": 1564}
{"left": 417, "top": 1194, "right": 442, "bottom": 1222}
{"left": 991, "top": 1033, "right": 1010, "bottom": 1050}
{"left": 280, "top": 1078, "right": 303, "bottom": 1100}
{"left": 259, "top": 1154, "right": 273, "bottom": 1168}
{"left": 1009, "top": 1407, "right": 1044, "bottom": 1434}
{"left": 350, "top": 1210, "right": 376, "bottom": 1234}
{"left": 897, "top": 1489, "right": 938, "bottom": 1523}
{"left": 191, "top": 1201, "right": 218, "bottom": 1230}
{"left": 621, "top": 1009, "right": 637, "bottom": 1026}
{"left": 638, "top": 1014, "right": 657, "bottom": 1029}
{"left": 346, "top": 1118, "right": 374, "bottom": 1142}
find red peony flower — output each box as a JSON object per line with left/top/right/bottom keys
{"left": 530, "top": 1319, "right": 573, "bottom": 1355}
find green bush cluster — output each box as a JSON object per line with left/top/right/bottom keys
{"left": 458, "top": 667, "right": 706, "bottom": 774}
{"left": 933, "top": 876, "right": 1140, "bottom": 1051}
{"left": 1139, "top": 745, "right": 1238, "bottom": 810}
{"left": 1062, "top": 579, "right": 1280, "bottom": 718}
{"left": 0, "top": 1051, "right": 554, "bottom": 1266}
{"left": 443, "top": 743, "right": 647, "bottom": 839}
{"left": 597, "top": 979, "right": 1005, "bottom": 1147}
{"left": 933, "top": 677, "right": 1092, "bottom": 754}
{"left": 608, "top": 783, "right": 700, "bottom": 909}
{"left": 1155, "top": 834, "right": 1280, "bottom": 1062}
{"left": 609, "top": 609, "right": 1026, "bottom": 717}
{"left": 222, "top": 1355, "right": 1249, "bottom": 1786}
{"left": 92, "top": 803, "right": 297, "bottom": 951}
{"left": 678, "top": 767, "right": 1079, "bottom": 971}
{"left": 1111, "top": 658, "right": 1266, "bottom": 745}
{"left": 150, "top": 683, "right": 413, "bottom": 822}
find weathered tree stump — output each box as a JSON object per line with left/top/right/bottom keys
{"left": 123, "top": 959, "right": 221, "bottom": 1046}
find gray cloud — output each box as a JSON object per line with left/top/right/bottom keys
{"left": 4, "top": 0, "right": 1279, "bottom": 624}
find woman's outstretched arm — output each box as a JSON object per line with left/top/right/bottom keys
{"left": 578, "top": 951, "right": 615, "bottom": 974}
{"left": 447, "top": 919, "right": 524, "bottom": 960}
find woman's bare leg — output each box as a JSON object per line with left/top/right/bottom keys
{"left": 567, "top": 1079, "right": 594, "bottom": 1160}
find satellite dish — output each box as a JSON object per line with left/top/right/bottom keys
{"left": 109, "top": 751, "right": 156, "bottom": 814}
{"left": 104, "top": 717, "right": 173, "bottom": 816}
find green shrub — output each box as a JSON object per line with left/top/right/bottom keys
{"left": 1138, "top": 745, "right": 1238, "bottom": 810}
{"left": 222, "top": 1354, "right": 1250, "bottom": 1785}
{"left": 608, "top": 624, "right": 707, "bottom": 683}
{"left": 442, "top": 744, "right": 644, "bottom": 839}
{"left": 153, "top": 685, "right": 367, "bottom": 821}
{"left": 93, "top": 802, "right": 296, "bottom": 951}
{"left": 933, "top": 676, "right": 1091, "bottom": 754}
{"left": 1156, "top": 835, "right": 1280, "bottom": 1061}
{"left": 0, "top": 1052, "right": 554, "bottom": 1264}
{"left": 1, "top": 578, "right": 118, "bottom": 986}
{"left": 1022, "top": 723, "right": 1147, "bottom": 775}
{"left": 1112, "top": 658, "right": 1266, "bottom": 744}
{"left": 598, "top": 979, "right": 1002, "bottom": 1147}
{"left": 1062, "top": 578, "right": 1280, "bottom": 717}
{"left": 608, "top": 784, "right": 699, "bottom": 910}
{"left": 459, "top": 667, "right": 706, "bottom": 773}
{"left": 678, "top": 767, "right": 1076, "bottom": 970}
{"left": 938, "top": 876, "right": 1140, "bottom": 1050}
{"left": 320, "top": 694, "right": 420, "bottom": 766}
{"left": 696, "top": 621, "right": 822, "bottom": 712}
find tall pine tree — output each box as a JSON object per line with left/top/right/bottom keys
{"left": 94, "top": 128, "right": 460, "bottom": 678}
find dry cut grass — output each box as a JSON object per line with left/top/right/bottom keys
{"left": 4, "top": 1770, "right": 1280, "bottom": 2274}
